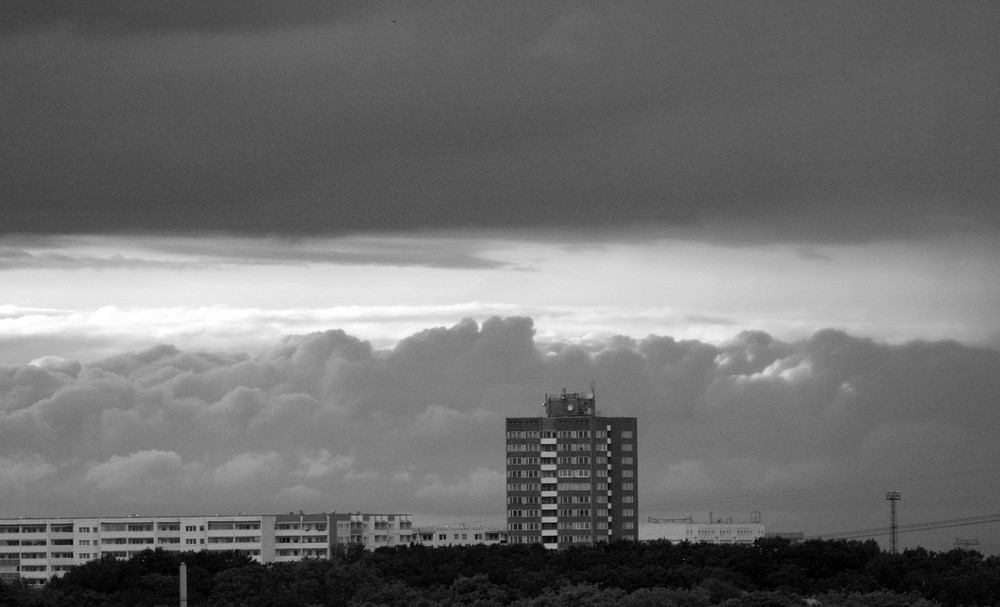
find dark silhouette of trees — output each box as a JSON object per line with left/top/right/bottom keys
{"left": 1, "top": 540, "right": 998, "bottom": 606}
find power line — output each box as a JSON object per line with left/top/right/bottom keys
{"left": 639, "top": 466, "right": 1000, "bottom": 513}
{"left": 809, "top": 513, "right": 1000, "bottom": 541}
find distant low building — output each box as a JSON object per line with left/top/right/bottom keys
{"left": 639, "top": 517, "right": 764, "bottom": 544}
{"left": 764, "top": 531, "right": 805, "bottom": 542}
{"left": 412, "top": 524, "right": 507, "bottom": 547}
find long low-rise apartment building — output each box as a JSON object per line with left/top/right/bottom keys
{"left": 0, "top": 512, "right": 412, "bottom": 585}
{"left": 412, "top": 524, "right": 507, "bottom": 548}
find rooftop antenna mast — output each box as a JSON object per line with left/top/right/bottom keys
{"left": 885, "top": 491, "right": 901, "bottom": 554}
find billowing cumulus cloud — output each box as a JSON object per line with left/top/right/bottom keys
{"left": 212, "top": 452, "right": 283, "bottom": 488}
{"left": 296, "top": 449, "right": 354, "bottom": 479}
{"left": 0, "top": 454, "right": 56, "bottom": 489}
{"left": 83, "top": 450, "right": 198, "bottom": 490}
{"left": 0, "top": 317, "right": 998, "bottom": 549}
{"left": 416, "top": 467, "right": 505, "bottom": 500}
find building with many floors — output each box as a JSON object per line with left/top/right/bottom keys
{"left": 0, "top": 512, "right": 412, "bottom": 585}
{"left": 506, "top": 390, "right": 638, "bottom": 548}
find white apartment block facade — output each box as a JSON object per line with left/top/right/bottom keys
{"left": 0, "top": 512, "right": 412, "bottom": 584}
{"left": 412, "top": 525, "right": 507, "bottom": 547}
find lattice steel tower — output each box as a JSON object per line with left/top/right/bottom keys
{"left": 885, "top": 491, "right": 900, "bottom": 553}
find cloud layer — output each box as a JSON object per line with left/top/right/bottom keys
{"left": 1, "top": 317, "right": 997, "bottom": 549}
{"left": 2, "top": 3, "right": 996, "bottom": 241}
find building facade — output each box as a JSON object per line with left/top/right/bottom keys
{"left": 412, "top": 525, "right": 507, "bottom": 547}
{"left": 639, "top": 519, "right": 765, "bottom": 544}
{"left": 506, "top": 391, "right": 638, "bottom": 548}
{"left": 0, "top": 512, "right": 412, "bottom": 584}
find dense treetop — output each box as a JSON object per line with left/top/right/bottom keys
{"left": 2, "top": 539, "right": 999, "bottom": 606}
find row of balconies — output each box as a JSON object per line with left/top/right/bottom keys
{"left": 0, "top": 553, "right": 74, "bottom": 560}
{"left": 274, "top": 535, "right": 328, "bottom": 544}
{"left": 0, "top": 527, "right": 73, "bottom": 535}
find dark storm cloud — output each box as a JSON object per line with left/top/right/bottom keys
{"left": 1, "top": 0, "right": 377, "bottom": 33}
{"left": 1, "top": 3, "right": 997, "bottom": 241}
{"left": 2, "top": 317, "right": 999, "bottom": 530}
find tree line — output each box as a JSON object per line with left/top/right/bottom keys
{"left": 1, "top": 538, "right": 999, "bottom": 606}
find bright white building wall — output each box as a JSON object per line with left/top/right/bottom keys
{"left": 638, "top": 522, "right": 765, "bottom": 544}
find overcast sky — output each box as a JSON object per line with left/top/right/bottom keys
{"left": 2, "top": 2, "right": 999, "bottom": 552}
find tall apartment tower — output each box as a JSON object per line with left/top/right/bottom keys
{"left": 505, "top": 390, "right": 638, "bottom": 548}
